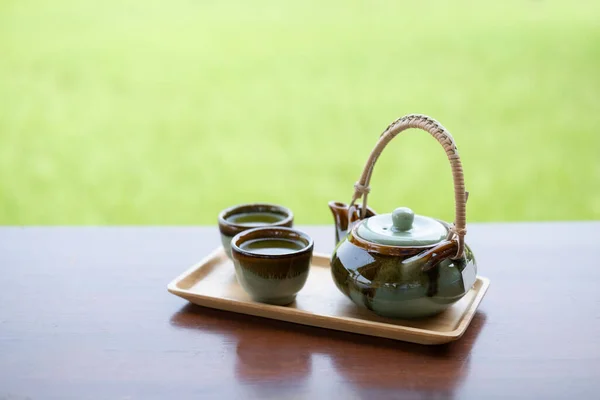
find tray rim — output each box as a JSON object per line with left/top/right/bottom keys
{"left": 167, "top": 246, "right": 490, "bottom": 344}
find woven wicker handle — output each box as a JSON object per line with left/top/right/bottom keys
{"left": 349, "top": 114, "right": 468, "bottom": 259}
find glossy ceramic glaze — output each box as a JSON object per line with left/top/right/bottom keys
{"left": 326, "top": 113, "right": 477, "bottom": 319}
{"left": 231, "top": 227, "right": 313, "bottom": 305}
{"left": 329, "top": 203, "right": 477, "bottom": 319}
{"left": 218, "top": 203, "right": 294, "bottom": 259}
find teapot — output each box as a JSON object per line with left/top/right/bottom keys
{"left": 328, "top": 114, "right": 477, "bottom": 319}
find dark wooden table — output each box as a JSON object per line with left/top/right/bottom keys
{"left": 1, "top": 223, "right": 599, "bottom": 399}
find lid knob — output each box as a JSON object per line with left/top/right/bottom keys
{"left": 392, "top": 207, "right": 414, "bottom": 232}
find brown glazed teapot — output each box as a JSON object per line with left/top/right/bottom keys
{"left": 328, "top": 114, "right": 477, "bottom": 319}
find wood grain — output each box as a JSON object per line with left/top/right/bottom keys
{"left": 1, "top": 223, "right": 600, "bottom": 399}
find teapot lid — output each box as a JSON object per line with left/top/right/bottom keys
{"left": 355, "top": 207, "right": 447, "bottom": 246}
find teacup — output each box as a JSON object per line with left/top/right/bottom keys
{"left": 231, "top": 227, "right": 313, "bottom": 306}
{"left": 218, "top": 203, "right": 294, "bottom": 259}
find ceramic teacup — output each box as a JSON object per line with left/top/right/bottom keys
{"left": 230, "top": 227, "right": 313, "bottom": 306}
{"left": 218, "top": 203, "right": 294, "bottom": 259}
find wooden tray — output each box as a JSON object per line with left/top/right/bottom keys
{"left": 167, "top": 246, "right": 489, "bottom": 345}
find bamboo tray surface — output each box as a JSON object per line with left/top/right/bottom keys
{"left": 167, "top": 247, "right": 489, "bottom": 345}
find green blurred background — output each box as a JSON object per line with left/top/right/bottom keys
{"left": 1, "top": 0, "right": 599, "bottom": 225}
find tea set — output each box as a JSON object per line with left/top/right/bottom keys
{"left": 218, "top": 114, "right": 477, "bottom": 319}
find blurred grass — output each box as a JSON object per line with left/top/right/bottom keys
{"left": 0, "top": 0, "right": 599, "bottom": 225}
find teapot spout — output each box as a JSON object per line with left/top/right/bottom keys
{"left": 328, "top": 201, "right": 350, "bottom": 244}
{"left": 328, "top": 201, "right": 377, "bottom": 244}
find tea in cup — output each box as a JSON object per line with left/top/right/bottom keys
{"left": 218, "top": 203, "right": 294, "bottom": 259}
{"left": 230, "top": 227, "right": 313, "bottom": 305}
